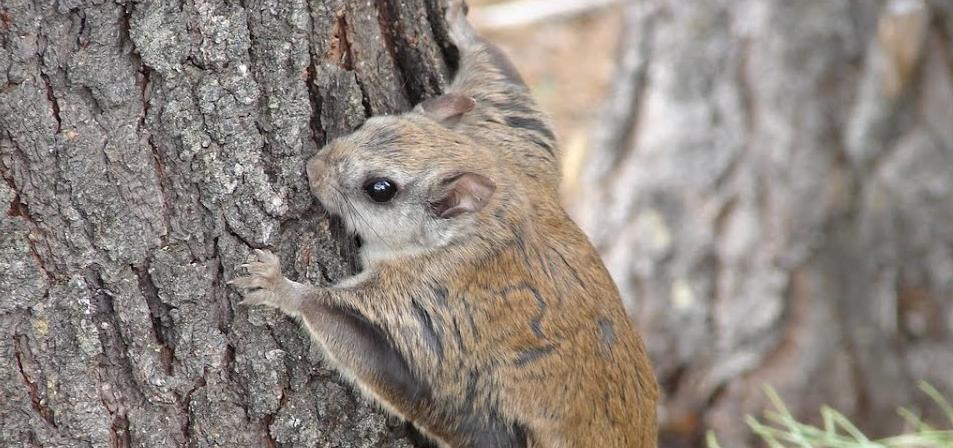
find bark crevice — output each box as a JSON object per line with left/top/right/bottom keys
{"left": 14, "top": 334, "right": 57, "bottom": 428}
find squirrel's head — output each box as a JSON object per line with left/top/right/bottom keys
{"left": 307, "top": 94, "right": 525, "bottom": 263}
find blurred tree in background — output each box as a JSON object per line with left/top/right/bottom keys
{"left": 570, "top": 0, "right": 953, "bottom": 446}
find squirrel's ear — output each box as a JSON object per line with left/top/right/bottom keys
{"left": 415, "top": 94, "right": 475, "bottom": 127}
{"left": 430, "top": 173, "right": 496, "bottom": 219}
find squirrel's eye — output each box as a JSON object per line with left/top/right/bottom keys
{"left": 362, "top": 178, "right": 398, "bottom": 203}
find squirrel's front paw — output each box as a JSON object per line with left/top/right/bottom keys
{"left": 229, "top": 249, "right": 286, "bottom": 308}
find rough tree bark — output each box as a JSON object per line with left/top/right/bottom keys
{"left": 0, "top": 0, "right": 456, "bottom": 445}
{"left": 571, "top": 0, "right": 953, "bottom": 446}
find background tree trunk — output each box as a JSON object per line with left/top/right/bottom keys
{"left": 571, "top": 0, "right": 953, "bottom": 446}
{"left": 0, "top": 0, "right": 453, "bottom": 445}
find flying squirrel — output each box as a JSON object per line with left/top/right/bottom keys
{"left": 230, "top": 1, "right": 659, "bottom": 446}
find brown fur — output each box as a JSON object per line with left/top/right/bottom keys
{"left": 231, "top": 1, "right": 658, "bottom": 446}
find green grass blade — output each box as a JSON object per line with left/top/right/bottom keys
{"left": 877, "top": 430, "right": 953, "bottom": 447}
{"left": 705, "top": 430, "right": 723, "bottom": 448}
{"left": 748, "top": 414, "right": 789, "bottom": 448}
{"left": 728, "top": 382, "right": 953, "bottom": 448}
{"left": 822, "top": 406, "right": 872, "bottom": 443}
{"left": 919, "top": 382, "right": 953, "bottom": 427}
{"left": 897, "top": 406, "right": 936, "bottom": 433}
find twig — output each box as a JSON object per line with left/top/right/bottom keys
{"left": 470, "top": 0, "right": 624, "bottom": 30}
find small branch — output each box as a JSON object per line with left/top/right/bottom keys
{"left": 470, "top": 0, "right": 623, "bottom": 31}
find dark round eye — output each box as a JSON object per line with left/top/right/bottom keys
{"left": 362, "top": 178, "right": 398, "bottom": 202}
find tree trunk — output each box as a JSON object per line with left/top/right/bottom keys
{"left": 571, "top": 0, "right": 953, "bottom": 446}
{"left": 0, "top": 0, "right": 453, "bottom": 445}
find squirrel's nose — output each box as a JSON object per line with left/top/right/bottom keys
{"left": 306, "top": 156, "right": 330, "bottom": 185}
